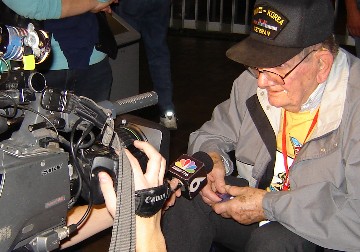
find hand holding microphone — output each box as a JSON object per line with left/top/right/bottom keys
{"left": 166, "top": 151, "right": 214, "bottom": 200}
{"left": 99, "top": 145, "right": 215, "bottom": 218}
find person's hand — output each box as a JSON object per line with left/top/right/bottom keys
{"left": 212, "top": 186, "right": 267, "bottom": 225}
{"left": 126, "top": 140, "right": 168, "bottom": 252}
{"left": 127, "top": 141, "right": 181, "bottom": 215}
{"left": 99, "top": 141, "right": 168, "bottom": 251}
{"left": 126, "top": 140, "right": 166, "bottom": 190}
{"left": 99, "top": 140, "right": 167, "bottom": 217}
{"left": 199, "top": 152, "right": 227, "bottom": 205}
{"left": 98, "top": 172, "right": 117, "bottom": 218}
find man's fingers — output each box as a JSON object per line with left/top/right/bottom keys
{"left": 200, "top": 186, "right": 222, "bottom": 205}
{"left": 224, "top": 185, "right": 249, "bottom": 196}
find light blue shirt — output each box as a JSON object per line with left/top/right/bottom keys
{"left": 2, "top": 0, "right": 106, "bottom": 70}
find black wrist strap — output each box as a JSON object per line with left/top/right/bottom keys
{"left": 135, "top": 181, "right": 171, "bottom": 217}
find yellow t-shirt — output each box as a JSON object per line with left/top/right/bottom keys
{"left": 267, "top": 108, "right": 319, "bottom": 192}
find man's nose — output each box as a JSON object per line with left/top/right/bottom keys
{"left": 257, "top": 72, "right": 277, "bottom": 88}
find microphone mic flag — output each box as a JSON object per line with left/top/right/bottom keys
{"left": 168, "top": 151, "right": 213, "bottom": 200}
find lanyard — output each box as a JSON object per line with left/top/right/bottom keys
{"left": 281, "top": 109, "right": 319, "bottom": 191}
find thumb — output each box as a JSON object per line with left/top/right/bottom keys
{"left": 98, "top": 172, "right": 116, "bottom": 218}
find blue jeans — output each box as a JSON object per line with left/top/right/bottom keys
{"left": 113, "top": 0, "right": 175, "bottom": 114}
{"left": 40, "top": 57, "right": 112, "bottom": 102}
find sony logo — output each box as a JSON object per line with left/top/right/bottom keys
{"left": 42, "top": 163, "right": 63, "bottom": 176}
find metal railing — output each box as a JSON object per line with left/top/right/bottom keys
{"left": 170, "top": 0, "right": 355, "bottom": 46}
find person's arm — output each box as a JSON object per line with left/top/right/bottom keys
{"left": 2, "top": 0, "right": 62, "bottom": 20}
{"left": 2, "top": 0, "right": 117, "bottom": 20}
{"left": 112, "top": 141, "right": 168, "bottom": 252}
{"left": 187, "top": 74, "right": 257, "bottom": 204}
{"left": 98, "top": 170, "right": 168, "bottom": 252}
{"left": 187, "top": 73, "right": 256, "bottom": 172}
{"left": 136, "top": 214, "right": 166, "bottom": 252}
{"left": 60, "top": 0, "right": 117, "bottom": 18}
{"left": 60, "top": 204, "right": 113, "bottom": 250}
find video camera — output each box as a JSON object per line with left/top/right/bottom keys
{"left": 0, "top": 23, "right": 169, "bottom": 251}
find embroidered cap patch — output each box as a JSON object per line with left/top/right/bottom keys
{"left": 252, "top": 5, "right": 289, "bottom": 40}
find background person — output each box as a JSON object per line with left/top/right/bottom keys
{"left": 2, "top": 0, "right": 118, "bottom": 102}
{"left": 112, "top": 0, "right": 177, "bottom": 129}
{"left": 162, "top": 0, "right": 360, "bottom": 251}
{"left": 345, "top": 0, "right": 360, "bottom": 57}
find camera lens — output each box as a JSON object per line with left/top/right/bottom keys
{"left": 116, "top": 123, "right": 148, "bottom": 173}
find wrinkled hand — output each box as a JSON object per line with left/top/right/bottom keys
{"left": 199, "top": 152, "right": 227, "bottom": 205}
{"left": 212, "top": 186, "right": 267, "bottom": 225}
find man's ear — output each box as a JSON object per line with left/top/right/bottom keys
{"left": 316, "top": 50, "right": 334, "bottom": 83}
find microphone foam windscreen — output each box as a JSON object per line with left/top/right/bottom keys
{"left": 192, "top": 151, "right": 214, "bottom": 174}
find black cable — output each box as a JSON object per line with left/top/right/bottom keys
{"left": 69, "top": 119, "right": 96, "bottom": 227}
{"left": 0, "top": 92, "right": 18, "bottom": 117}
{"left": 68, "top": 119, "right": 84, "bottom": 209}
{"left": 78, "top": 130, "right": 95, "bottom": 149}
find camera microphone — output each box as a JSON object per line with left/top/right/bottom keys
{"left": 98, "top": 91, "right": 158, "bottom": 116}
{"left": 167, "top": 151, "right": 213, "bottom": 200}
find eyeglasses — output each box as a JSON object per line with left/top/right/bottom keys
{"left": 247, "top": 49, "right": 317, "bottom": 85}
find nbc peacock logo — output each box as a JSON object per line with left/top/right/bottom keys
{"left": 175, "top": 158, "right": 197, "bottom": 173}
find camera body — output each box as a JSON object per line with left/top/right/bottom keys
{"left": 0, "top": 146, "right": 70, "bottom": 251}
{"left": 0, "top": 112, "right": 169, "bottom": 252}
{"left": 0, "top": 23, "right": 169, "bottom": 251}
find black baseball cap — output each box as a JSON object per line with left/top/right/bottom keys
{"left": 226, "top": 0, "right": 334, "bottom": 68}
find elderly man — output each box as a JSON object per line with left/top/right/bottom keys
{"left": 162, "top": 0, "right": 360, "bottom": 251}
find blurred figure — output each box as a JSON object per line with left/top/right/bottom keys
{"left": 345, "top": 0, "right": 360, "bottom": 57}
{"left": 2, "top": 0, "right": 118, "bottom": 102}
{"left": 113, "top": 0, "right": 177, "bottom": 129}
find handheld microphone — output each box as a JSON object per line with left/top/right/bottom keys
{"left": 167, "top": 151, "right": 213, "bottom": 200}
